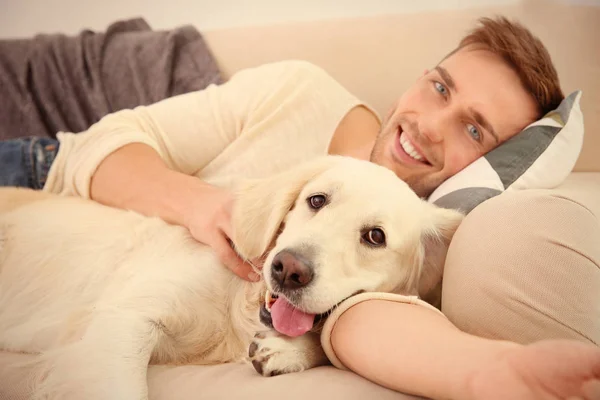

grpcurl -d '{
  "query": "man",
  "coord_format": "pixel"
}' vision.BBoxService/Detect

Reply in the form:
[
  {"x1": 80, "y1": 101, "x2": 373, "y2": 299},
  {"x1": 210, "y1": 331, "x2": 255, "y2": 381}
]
[{"x1": 1, "y1": 16, "x2": 598, "y2": 399}]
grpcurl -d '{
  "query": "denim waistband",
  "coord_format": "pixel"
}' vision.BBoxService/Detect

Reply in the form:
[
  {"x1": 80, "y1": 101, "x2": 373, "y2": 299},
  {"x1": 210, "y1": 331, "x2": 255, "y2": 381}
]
[{"x1": 0, "y1": 137, "x2": 60, "y2": 189}]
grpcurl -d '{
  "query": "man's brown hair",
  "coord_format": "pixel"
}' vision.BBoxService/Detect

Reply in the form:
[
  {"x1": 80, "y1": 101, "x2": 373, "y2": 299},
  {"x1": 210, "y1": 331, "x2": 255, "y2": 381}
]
[{"x1": 445, "y1": 16, "x2": 564, "y2": 117}]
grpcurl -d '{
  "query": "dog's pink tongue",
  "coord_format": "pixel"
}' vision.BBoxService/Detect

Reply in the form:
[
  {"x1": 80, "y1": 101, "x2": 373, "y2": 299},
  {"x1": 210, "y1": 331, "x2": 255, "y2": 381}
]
[{"x1": 271, "y1": 297, "x2": 315, "y2": 337}]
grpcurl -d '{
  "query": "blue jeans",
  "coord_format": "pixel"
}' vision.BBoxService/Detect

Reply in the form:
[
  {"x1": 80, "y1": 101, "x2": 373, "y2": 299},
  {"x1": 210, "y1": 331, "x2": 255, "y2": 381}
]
[{"x1": 0, "y1": 137, "x2": 60, "y2": 189}]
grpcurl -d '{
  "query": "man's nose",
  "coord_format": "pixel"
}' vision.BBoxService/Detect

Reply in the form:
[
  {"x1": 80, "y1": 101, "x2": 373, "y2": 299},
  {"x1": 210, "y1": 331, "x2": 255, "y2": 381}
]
[{"x1": 419, "y1": 108, "x2": 453, "y2": 144}]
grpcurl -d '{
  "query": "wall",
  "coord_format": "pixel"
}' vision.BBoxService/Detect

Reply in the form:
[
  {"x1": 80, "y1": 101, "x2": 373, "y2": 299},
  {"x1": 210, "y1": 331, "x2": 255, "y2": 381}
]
[{"x1": 0, "y1": 0, "x2": 525, "y2": 38}]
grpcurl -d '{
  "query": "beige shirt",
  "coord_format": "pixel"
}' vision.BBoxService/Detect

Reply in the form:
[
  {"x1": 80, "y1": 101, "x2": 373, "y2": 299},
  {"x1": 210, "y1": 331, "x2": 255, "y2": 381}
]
[{"x1": 44, "y1": 60, "x2": 370, "y2": 196}]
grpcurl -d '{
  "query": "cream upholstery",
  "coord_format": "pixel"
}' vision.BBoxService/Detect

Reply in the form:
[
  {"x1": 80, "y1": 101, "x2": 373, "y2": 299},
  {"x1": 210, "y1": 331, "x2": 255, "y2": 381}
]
[
  {"x1": 0, "y1": 352, "x2": 420, "y2": 400},
  {"x1": 442, "y1": 173, "x2": 600, "y2": 345}
]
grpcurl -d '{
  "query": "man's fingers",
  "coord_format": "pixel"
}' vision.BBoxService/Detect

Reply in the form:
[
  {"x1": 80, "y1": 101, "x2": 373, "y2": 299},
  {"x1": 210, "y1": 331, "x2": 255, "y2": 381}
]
[
  {"x1": 219, "y1": 217, "x2": 233, "y2": 239},
  {"x1": 213, "y1": 233, "x2": 260, "y2": 282},
  {"x1": 217, "y1": 219, "x2": 262, "y2": 277},
  {"x1": 217, "y1": 218, "x2": 243, "y2": 257},
  {"x1": 249, "y1": 256, "x2": 265, "y2": 270}
]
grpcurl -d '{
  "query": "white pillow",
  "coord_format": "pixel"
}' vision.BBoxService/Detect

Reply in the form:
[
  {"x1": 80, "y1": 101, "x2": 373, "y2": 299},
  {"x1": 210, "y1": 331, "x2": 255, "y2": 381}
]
[{"x1": 428, "y1": 91, "x2": 584, "y2": 214}]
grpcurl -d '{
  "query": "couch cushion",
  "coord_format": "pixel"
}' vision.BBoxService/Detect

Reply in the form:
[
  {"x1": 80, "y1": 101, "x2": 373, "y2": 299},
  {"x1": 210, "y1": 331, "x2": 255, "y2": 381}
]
[
  {"x1": 148, "y1": 362, "x2": 423, "y2": 400},
  {"x1": 549, "y1": 172, "x2": 600, "y2": 218},
  {"x1": 0, "y1": 351, "x2": 422, "y2": 400},
  {"x1": 441, "y1": 172, "x2": 600, "y2": 345}
]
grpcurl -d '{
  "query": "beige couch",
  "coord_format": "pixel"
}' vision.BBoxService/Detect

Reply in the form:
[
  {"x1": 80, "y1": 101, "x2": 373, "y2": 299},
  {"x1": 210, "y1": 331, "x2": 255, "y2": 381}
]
[{"x1": 1, "y1": 1, "x2": 598, "y2": 399}]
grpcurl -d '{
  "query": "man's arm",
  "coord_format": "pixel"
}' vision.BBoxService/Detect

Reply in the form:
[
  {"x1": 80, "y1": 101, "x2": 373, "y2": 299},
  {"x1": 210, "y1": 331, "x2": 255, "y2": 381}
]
[
  {"x1": 50, "y1": 62, "x2": 315, "y2": 198},
  {"x1": 49, "y1": 61, "x2": 352, "y2": 279},
  {"x1": 90, "y1": 143, "x2": 258, "y2": 281},
  {"x1": 49, "y1": 63, "x2": 308, "y2": 279},
  {"x1": 91, "y1": 143, "x2": 209, "y2": 229},
  {"x1": 329, "y1": 300, "x2": 600, "y2": 400},
  {"x1": 329, "y1": 300, "x2": 496, "y2": 399}
]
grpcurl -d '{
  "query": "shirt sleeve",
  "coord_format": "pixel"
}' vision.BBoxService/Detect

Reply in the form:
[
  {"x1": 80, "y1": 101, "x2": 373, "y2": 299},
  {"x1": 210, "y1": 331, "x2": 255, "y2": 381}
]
[
  {"x1": 319, "y1": 292, "x2": 447, "y2": 370},
  {"x1": 45, "y1": 61, "x2": 336, "y2": 197}
]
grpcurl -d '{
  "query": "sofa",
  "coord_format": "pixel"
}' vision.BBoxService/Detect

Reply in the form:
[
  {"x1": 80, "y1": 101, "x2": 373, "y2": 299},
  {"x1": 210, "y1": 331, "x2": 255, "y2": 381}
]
[{"x1": 1, "y1": 0, "x2": 598, "y2": 399}]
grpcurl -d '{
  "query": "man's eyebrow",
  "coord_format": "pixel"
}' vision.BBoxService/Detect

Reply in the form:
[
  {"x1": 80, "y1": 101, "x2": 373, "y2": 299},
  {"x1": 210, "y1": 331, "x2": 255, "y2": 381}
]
[
  {"x1": 470, "y1": 108, "x2": 499, "y2": 144},
  {"x1": 435, "y1": 66, "x2": 456, "y2": 92},
  {"x1": 436, "y1": 65, "x2": 499, "y2": 144}
]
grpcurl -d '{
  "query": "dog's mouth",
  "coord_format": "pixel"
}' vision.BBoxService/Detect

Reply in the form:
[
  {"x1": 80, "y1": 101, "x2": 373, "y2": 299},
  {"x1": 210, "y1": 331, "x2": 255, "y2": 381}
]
[{"x1": 259, "y1": 290, "x2": 364, "y2": 337}]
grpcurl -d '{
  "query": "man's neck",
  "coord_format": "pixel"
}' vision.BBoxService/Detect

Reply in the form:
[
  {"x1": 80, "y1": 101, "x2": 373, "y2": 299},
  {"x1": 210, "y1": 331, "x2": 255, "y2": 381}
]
[{"x1": 327, "y1": 105, "x2": 381, "y2": 161}]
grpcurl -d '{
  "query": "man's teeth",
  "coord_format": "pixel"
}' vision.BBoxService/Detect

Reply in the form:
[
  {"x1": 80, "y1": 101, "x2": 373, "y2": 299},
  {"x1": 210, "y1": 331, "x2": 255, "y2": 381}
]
[{"x1": 400, "y1": 134, "x2": 425, "y2": 162}]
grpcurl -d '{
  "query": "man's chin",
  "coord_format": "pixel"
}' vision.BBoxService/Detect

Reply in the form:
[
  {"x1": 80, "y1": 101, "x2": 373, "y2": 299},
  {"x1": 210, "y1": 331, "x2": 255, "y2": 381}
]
[
  {"x1": 369, "y1": 138, "x2": 444, "y2": 197},
  {"x1": 396, "y1": 171, "x2": 444, "y2": 199}
]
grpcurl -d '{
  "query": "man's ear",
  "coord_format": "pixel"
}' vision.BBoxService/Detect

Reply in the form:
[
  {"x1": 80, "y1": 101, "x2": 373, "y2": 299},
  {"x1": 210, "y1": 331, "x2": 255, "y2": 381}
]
[
  {"x1": 231, "y1": 156, "x2": 339, "y2": 261},
  {"x1": 417, "y1": 204, "x2": 464, "y2": 307}
]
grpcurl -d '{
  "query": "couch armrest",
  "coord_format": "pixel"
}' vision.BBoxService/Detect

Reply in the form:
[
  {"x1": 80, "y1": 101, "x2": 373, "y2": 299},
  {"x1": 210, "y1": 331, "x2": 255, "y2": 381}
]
[{"x1": 440, "y1": 173, "x2": 600, "y2": 345}]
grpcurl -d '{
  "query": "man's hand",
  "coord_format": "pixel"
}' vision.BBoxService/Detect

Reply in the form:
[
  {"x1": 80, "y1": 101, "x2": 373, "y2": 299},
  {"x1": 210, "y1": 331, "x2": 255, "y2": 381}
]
[
  {"x1": 90, "y1": 143, "x2": 262, "y2": 282},
  {"x1": 185, "y1": 184, "x2": 262, "y2": 282}
]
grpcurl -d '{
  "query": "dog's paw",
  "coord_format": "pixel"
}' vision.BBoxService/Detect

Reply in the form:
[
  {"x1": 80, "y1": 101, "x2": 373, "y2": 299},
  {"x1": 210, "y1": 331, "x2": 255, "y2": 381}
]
[{"x1": 248, "y1": 330, "x2": 327, "y2": 377}]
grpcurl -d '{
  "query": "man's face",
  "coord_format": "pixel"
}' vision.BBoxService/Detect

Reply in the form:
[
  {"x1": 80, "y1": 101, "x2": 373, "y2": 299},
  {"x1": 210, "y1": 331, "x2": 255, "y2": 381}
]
[{"x1": 370, "y1": 47, "x2": 539, "y2": 198}]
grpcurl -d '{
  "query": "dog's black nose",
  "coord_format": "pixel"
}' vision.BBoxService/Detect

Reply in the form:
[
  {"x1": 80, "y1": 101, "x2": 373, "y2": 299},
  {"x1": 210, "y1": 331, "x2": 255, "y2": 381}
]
[{"x1": 271, "y1": 250, "x2": 314, "y2": 290}]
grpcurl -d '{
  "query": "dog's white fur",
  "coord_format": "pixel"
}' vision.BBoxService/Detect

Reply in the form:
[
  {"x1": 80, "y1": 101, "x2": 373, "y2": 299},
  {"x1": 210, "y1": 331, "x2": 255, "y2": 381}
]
[{"x1": 0, "y1": 156, "x2": 463, "y2": 399}]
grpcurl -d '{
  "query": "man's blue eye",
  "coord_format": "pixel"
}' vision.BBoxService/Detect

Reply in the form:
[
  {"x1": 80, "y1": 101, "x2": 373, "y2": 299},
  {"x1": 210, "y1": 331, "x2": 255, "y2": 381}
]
[
  {"x1": 434, "y1": 82, "x2": 447, "y2": 95},
  {"x1": 467, "y1": 124, "x2": 481, "y2": 141}
]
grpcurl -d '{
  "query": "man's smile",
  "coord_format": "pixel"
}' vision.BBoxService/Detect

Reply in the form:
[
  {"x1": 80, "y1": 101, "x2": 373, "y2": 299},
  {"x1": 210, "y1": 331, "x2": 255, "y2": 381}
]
[{"x1": 392, "y1": 126, "x2": 432, "y2": 167}]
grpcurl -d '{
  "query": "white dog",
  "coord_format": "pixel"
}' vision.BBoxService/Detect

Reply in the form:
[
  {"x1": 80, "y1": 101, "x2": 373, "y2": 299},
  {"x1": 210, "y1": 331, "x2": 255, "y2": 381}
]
[{"x1": 0, "y1": 156, "x2": 462, "y2": 399}]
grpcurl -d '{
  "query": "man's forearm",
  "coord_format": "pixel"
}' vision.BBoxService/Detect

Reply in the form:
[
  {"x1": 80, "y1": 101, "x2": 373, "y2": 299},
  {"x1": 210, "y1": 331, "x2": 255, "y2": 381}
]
[
  {"x1": 89, "y1": 143, "x2": 207, "y2": 228},
  {"x1": 330, "y1": 300, "x2": 517, "y2": 400}
]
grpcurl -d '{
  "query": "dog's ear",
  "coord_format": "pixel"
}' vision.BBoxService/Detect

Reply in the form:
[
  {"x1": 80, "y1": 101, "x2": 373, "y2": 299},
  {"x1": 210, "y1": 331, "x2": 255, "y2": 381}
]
[
  {"x1": 416, "y1": 205, "x2": 465, "y2": 306},
  {"x1": 231, "y1": 157, "x2": 339, "y2": 261}
]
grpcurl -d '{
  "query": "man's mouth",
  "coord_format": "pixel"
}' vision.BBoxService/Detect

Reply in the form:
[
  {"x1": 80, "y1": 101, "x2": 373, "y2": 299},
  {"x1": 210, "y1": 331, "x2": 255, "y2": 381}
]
[
  {"x1": 260, "y1": 290, "x2": 363, "y2": 337},
  {"x1": 394, "y1": 127, "x2": 431, "y2": 166}
]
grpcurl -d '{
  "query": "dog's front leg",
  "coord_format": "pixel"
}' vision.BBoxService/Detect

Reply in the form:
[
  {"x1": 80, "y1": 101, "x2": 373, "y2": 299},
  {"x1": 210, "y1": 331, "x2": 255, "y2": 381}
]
[
  {"x1": 248, "y1": 330, "x2": 329, "y2": 376},
  {"x1": 35, "y1": 311, "x2": 159, "y2": 400}
]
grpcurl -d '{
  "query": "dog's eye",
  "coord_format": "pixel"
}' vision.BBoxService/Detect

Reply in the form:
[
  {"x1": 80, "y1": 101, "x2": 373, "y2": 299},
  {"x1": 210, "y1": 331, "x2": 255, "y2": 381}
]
[
  {"x1": 362, "y1": 228, "x2": 386, "y2": 247},
  {"x1": 307, "y1": 194, "x2": 327, "y2": 210}
]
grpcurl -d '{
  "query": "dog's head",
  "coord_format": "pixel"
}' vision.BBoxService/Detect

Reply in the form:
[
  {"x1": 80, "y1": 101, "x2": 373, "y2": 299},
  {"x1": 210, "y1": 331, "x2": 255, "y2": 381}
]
[{"x1": 232, "y1": 156, "x2": 463, "y2": 337}]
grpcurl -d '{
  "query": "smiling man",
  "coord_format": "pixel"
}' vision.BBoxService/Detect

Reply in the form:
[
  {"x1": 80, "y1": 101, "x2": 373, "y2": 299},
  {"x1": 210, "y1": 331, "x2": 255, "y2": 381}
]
[
  {"x1": 1, "y1": 16, "x2": 598, "y2": 399},
  {"x1": 367, "y1": 21, "x2": 561, "y2": 198}
]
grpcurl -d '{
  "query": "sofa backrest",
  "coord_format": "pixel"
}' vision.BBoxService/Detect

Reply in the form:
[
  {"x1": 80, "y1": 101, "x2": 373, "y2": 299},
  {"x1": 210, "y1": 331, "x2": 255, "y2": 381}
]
[{"x1": 204, "y1": 0, "x2": 600, "y2": 172}]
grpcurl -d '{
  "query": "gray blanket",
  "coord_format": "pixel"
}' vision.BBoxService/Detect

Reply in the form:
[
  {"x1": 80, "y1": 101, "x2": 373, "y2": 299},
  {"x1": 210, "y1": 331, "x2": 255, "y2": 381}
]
[{"x1": 0, "y1": 18, "x2": 222, "y2": 140}]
